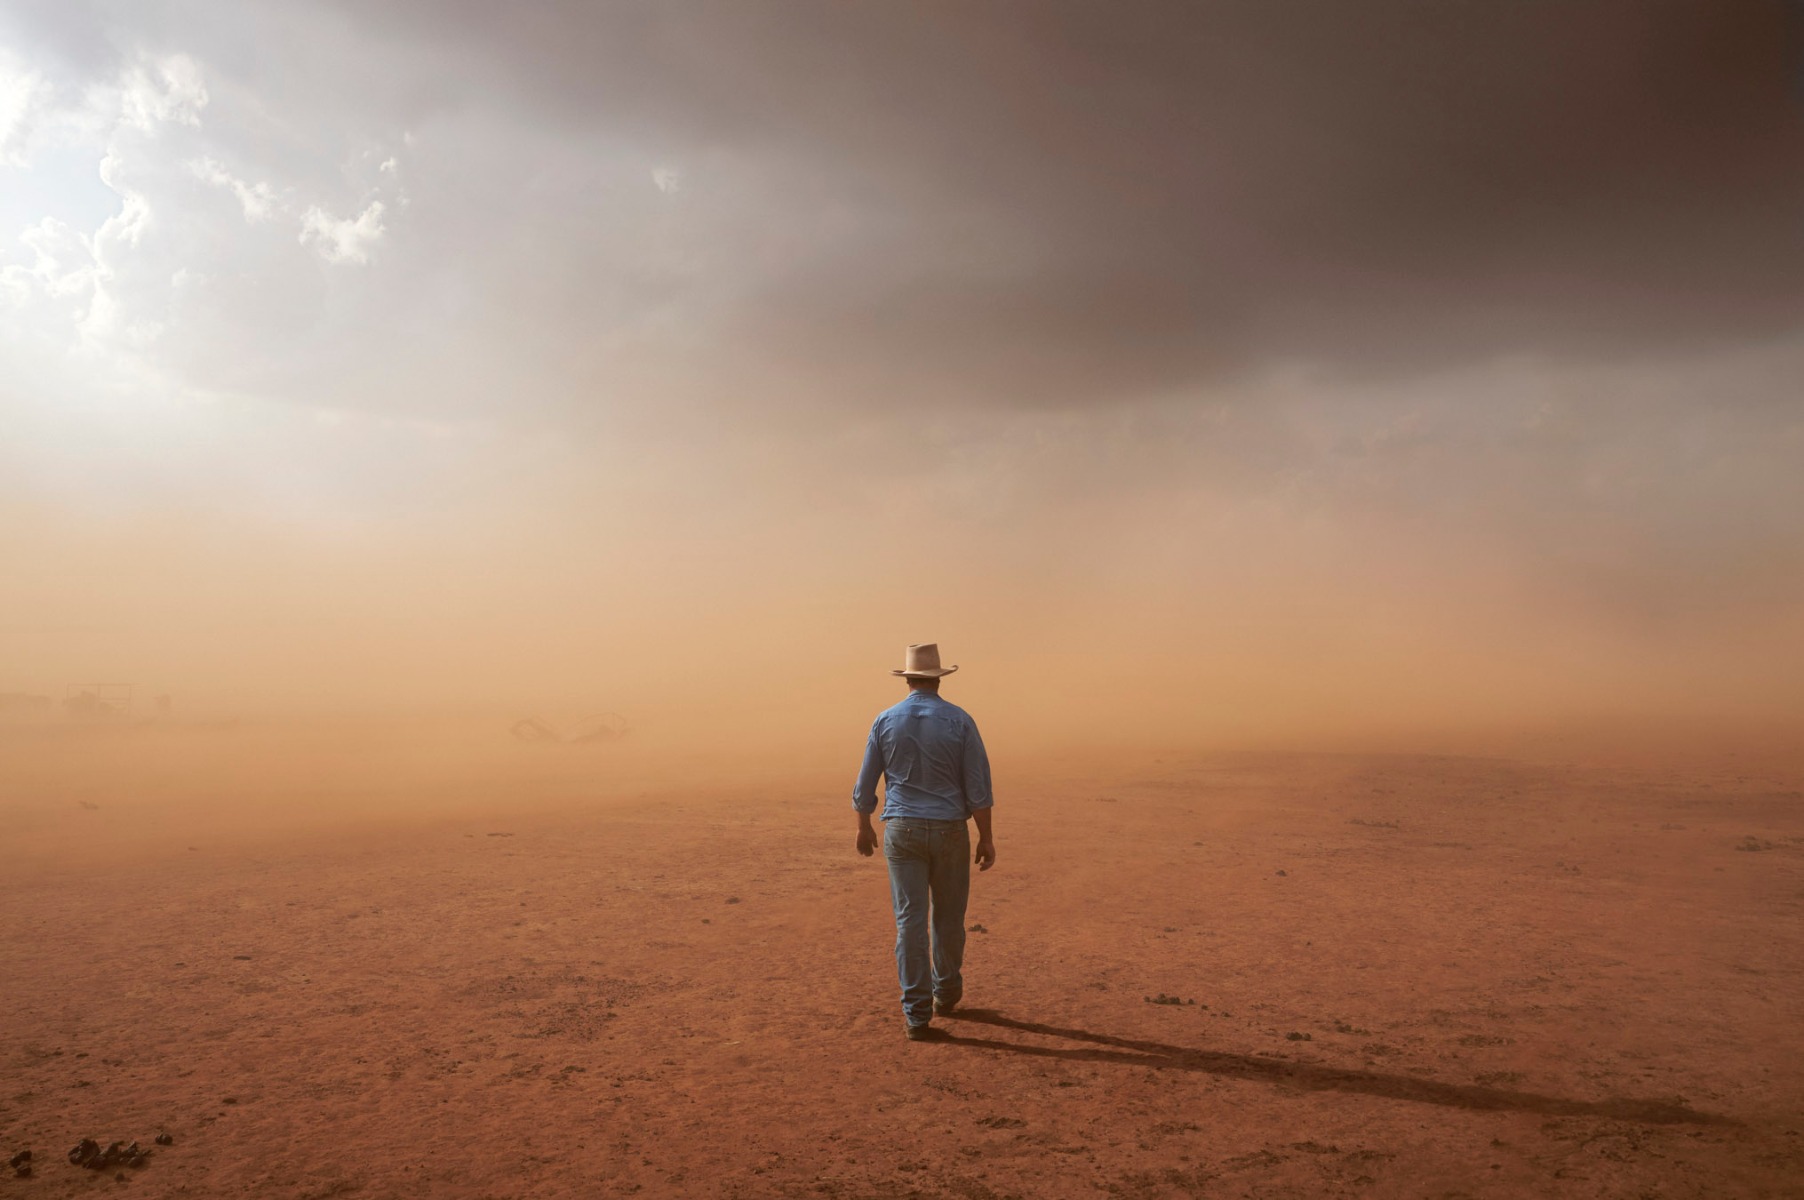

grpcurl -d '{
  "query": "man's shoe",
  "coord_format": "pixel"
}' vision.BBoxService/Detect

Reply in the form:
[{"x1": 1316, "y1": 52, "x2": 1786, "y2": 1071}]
[
  {"x1": 933, "y1": 996, "x2": 959, "y2": 1016},
  {"x1": 905, "y1": 1023, "x2": 935, "y2": 1041}
]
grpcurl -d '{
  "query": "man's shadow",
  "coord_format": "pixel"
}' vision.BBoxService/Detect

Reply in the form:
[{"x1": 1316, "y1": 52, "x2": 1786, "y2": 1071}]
[{"x1": 931, "y1": 1009, "x2": 1729, "y2": 1127}]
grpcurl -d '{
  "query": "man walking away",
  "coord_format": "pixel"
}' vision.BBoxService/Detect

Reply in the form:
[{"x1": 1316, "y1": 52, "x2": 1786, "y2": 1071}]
[{"x1": 853, "y1": 643, "x2": 996, "y2": 1040}]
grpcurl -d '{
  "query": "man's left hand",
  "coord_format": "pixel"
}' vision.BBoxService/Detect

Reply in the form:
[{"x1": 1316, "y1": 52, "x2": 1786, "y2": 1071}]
[{"x1": 975, "y1": 839, "x2": 996, "y2": 871}]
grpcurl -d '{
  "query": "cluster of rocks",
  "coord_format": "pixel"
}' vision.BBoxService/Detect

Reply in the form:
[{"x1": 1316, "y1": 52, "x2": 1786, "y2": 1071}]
[
  {"x1": 8, "y1": 1134, "x2": 174, "y2": 1179},
  {"x1": 68, "y1": 1134, "x2": 173, "y2": 1173}
]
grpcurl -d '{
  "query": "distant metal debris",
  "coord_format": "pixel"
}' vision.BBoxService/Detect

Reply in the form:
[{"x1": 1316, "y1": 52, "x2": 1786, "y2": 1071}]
[{"x1": 510, "y1": 713, "x2": 629, "y2": 745}]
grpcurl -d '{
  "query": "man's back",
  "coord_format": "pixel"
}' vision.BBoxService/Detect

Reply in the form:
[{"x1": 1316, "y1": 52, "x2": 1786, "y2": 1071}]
[
  {"x1": 853, "y1": 691, "x2": 992, "y2": 822},
  {"x1": 851, "y1": 645, "x2": 996, "y2": 1037}
]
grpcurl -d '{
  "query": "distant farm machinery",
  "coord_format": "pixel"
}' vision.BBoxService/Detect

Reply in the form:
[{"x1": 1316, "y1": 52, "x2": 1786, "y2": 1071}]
[{"x1": 509, "y1": 712, "x2": 629, "y2": 745}]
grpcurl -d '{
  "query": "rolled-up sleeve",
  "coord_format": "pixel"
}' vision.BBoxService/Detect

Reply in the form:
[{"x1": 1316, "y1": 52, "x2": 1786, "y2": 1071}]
[
  {"x1": 961, "y1": 717, "x2": 993, "y2": 811},
  {"x1": 851, "y1": 719, "x2": 884, "y2": 813}
]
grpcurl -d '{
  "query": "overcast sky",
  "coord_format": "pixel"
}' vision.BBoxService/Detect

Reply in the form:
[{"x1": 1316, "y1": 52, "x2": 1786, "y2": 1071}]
[{"x1": 3, "y1": 1, "x2": 1801, "y2": 742}]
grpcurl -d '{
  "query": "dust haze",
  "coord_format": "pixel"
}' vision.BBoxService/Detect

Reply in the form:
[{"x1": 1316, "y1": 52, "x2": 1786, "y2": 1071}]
[{"x1": 4, "y1": 3, "x2": 1804, "y2": 1196}]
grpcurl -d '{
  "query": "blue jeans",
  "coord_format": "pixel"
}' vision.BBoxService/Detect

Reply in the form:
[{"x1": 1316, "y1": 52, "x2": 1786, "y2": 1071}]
[{"x1": 883, "y1": 817, "x2": 970, "y2": 1026}]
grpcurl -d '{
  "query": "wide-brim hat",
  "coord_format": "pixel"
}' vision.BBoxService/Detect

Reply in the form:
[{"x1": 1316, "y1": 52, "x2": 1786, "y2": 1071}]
[{"x1": 892, "y1": 643, "x2": 958, "y2": 678}]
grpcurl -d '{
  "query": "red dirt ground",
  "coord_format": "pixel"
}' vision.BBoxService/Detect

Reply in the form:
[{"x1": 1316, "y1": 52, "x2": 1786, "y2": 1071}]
[{"x1": 4, "y1": 732, "x2": 1803, "y2": 1198}]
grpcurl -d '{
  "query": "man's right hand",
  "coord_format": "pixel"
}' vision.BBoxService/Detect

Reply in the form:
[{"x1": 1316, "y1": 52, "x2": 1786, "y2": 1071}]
[{"x1": 856, "y1": 825, "x2": 879, "y2": 857}]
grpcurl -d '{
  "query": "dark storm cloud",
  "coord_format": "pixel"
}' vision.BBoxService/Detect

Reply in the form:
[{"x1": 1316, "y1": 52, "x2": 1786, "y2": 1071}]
[
  {"x1": 328, "y1": 0, "x2": 1804, "y2": 406},
  {"x1": 6, "y1": 0, "x2": 1799, "y2": 413}
]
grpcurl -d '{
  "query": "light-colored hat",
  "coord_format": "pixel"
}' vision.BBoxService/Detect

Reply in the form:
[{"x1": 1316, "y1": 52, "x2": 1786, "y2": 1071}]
[{"x1": 892, "y1": 643, "x2": 958, "y2": 678}]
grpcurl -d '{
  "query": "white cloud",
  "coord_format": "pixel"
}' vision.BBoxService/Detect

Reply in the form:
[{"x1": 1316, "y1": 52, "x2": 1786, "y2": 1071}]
[
  {"x1": 1, "y1": 139, "x2": 184, "y2": 369},
  {"x1": 80, "y1": 152, "x2": 155, "y2": 341},
  {"x1": 0, "y1": 54, "x2": 214, "y2": 381},
  {"x1": 0, "y1": 54, "x2": 49, "y2": 166},
  {"x1": 1, "y1": 216, "x2": 92, "y2": 305},
  {"x1": 652, "y1": 166, "x2": 682, "y2": 195},
  {"x1": 190, "y1": 156, "x2": 279, "y2": 221},
  {"x1": 0, "y1": 210, "x2": 118, "y2": 356},
  {"x1": 116, "y1": 54, "x2": 209, "y2": 132},
  {"x1": 4, "y1": 34, "x2": 409, "y2": 393},
  {"x1": 299, "y1": 200, "x2": 386, "y2": 264},
  {"x1": 95, "y1": 152, "x2": 151, "y2": 248}
]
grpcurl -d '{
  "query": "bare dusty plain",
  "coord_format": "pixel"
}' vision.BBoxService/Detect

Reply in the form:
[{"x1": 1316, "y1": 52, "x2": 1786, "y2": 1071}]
[{"x1": 4, "y1": 723, "x2": 1803, "y2": 1199}]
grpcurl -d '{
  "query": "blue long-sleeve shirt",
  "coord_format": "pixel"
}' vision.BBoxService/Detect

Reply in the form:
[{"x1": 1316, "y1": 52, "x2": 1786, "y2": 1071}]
[{"x1": 852, "y1": 691, "x2": 993, "y2": 820}]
